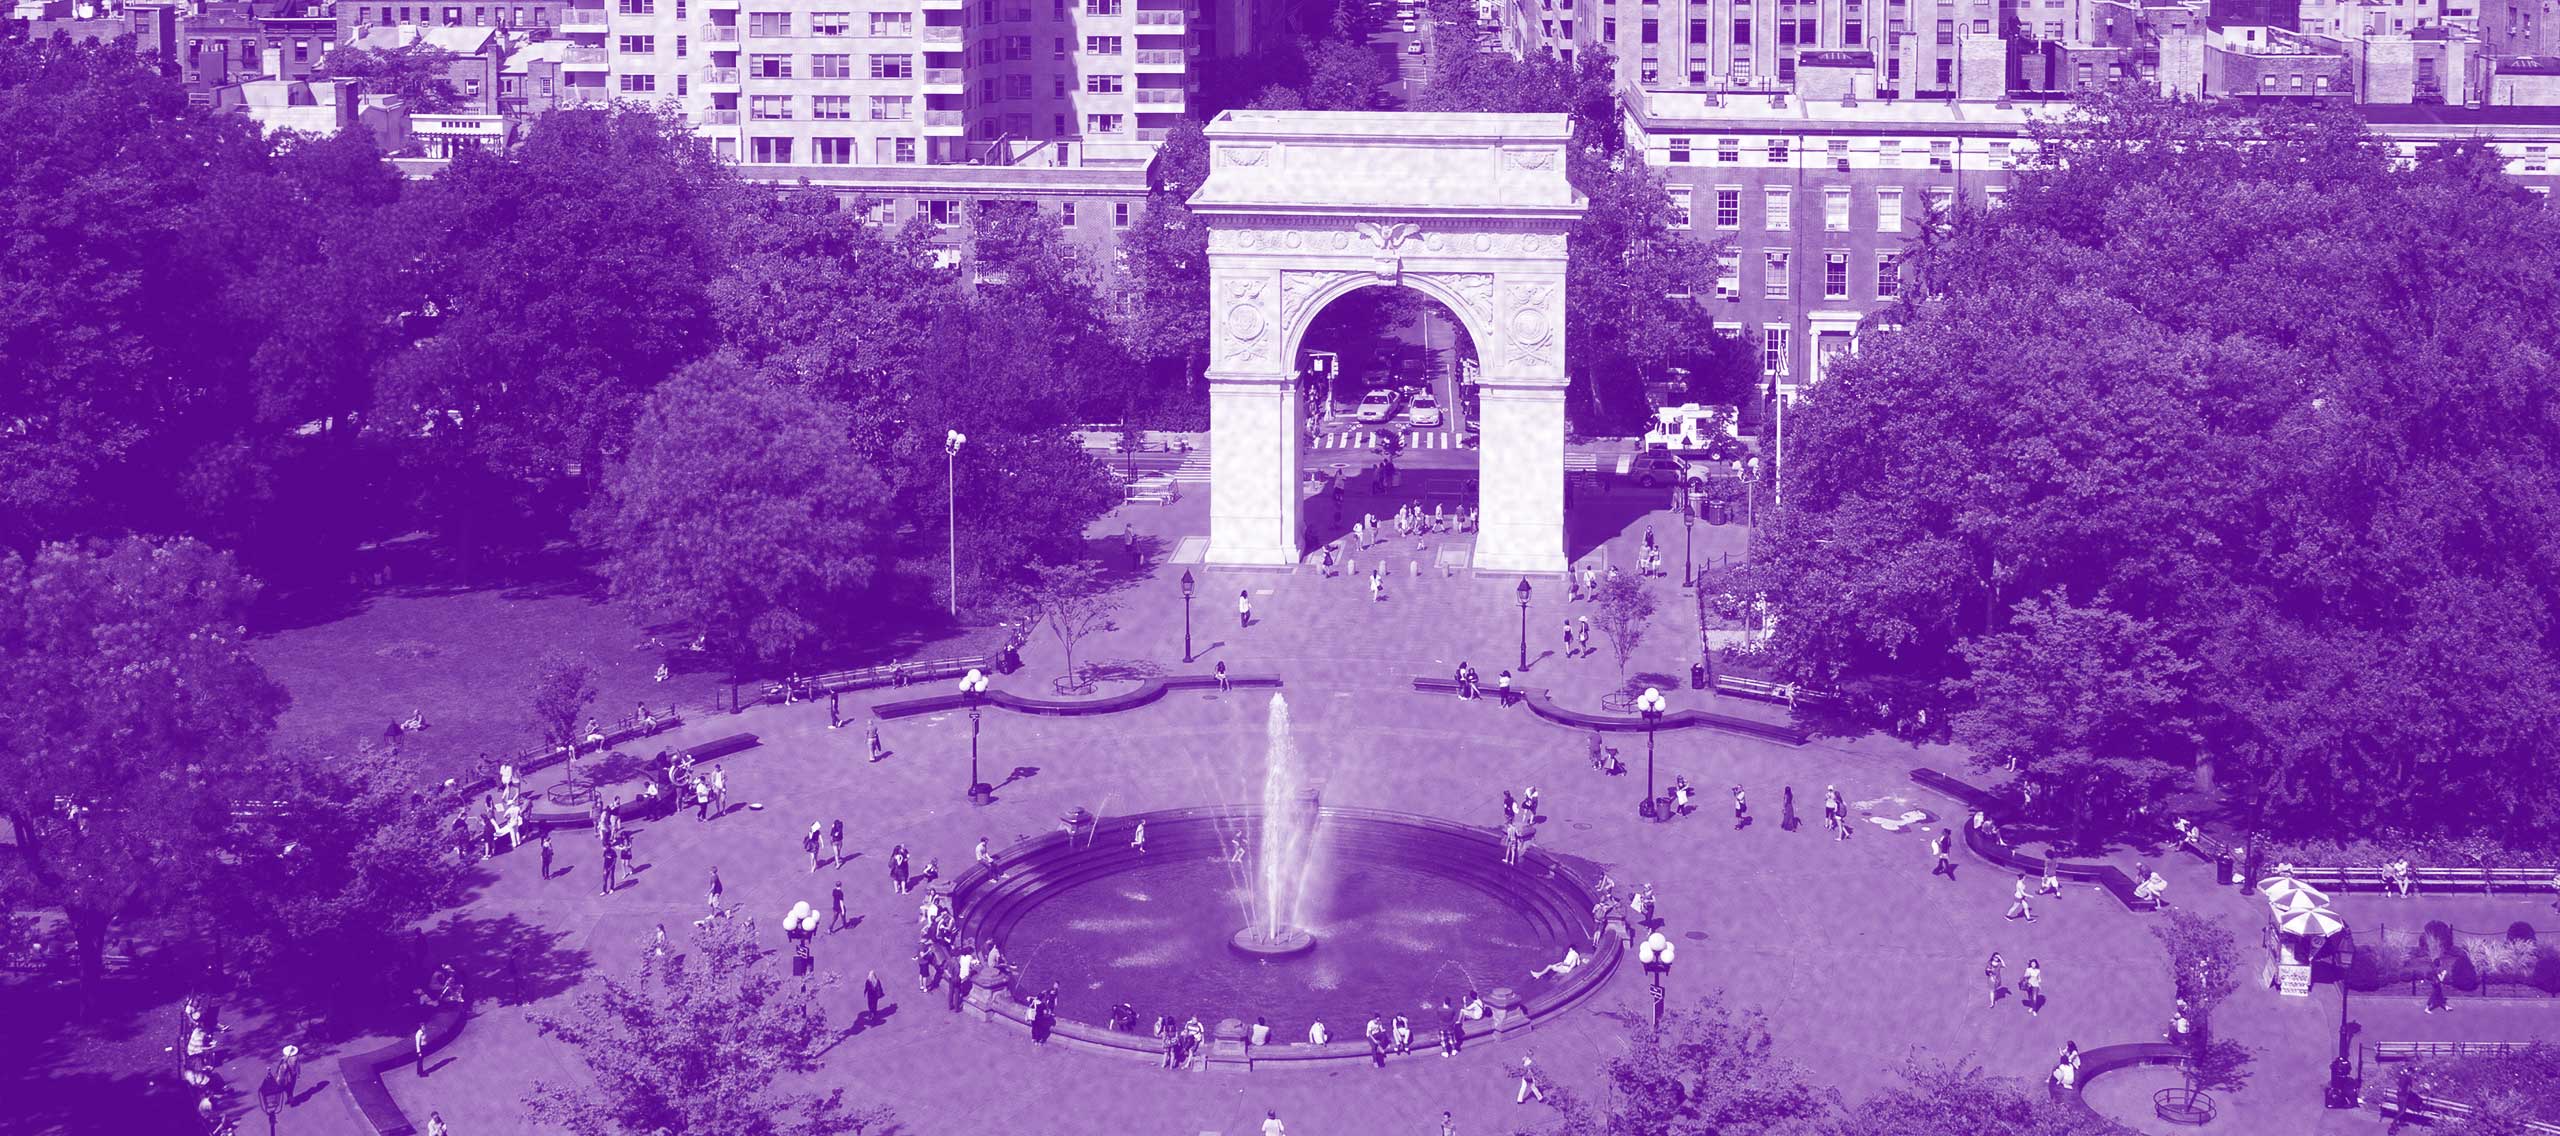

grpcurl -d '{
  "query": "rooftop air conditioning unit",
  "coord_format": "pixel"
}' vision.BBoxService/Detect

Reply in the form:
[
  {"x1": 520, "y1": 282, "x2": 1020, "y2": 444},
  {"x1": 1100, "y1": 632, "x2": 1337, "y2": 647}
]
[
  {"x1": 1934, "y1": 157, "x2": 1951, "y2": 170},
  {"x1": 1835, "y1": 157, "x2": 1851, "y2": 170}
]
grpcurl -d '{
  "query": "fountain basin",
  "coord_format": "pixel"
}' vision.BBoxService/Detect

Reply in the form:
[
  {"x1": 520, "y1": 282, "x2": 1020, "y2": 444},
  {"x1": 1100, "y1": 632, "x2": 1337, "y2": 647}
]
[
  {"x1": 1228, "y1": 926, "x2": 1318, "y2": 958},
  {"x1": 947, "y1": 806, "x2": 1615, "y2": 1064}
]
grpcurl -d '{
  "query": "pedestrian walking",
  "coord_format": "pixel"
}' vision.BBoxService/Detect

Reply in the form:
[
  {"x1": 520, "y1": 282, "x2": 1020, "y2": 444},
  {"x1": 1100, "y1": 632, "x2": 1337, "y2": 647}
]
[
  {"x1": 2039, "y1": 860, "x2": 2063, "y2": 899},
  {"x1": 1576, "y1": 616, "x2": 1592, "y2": 657},
  {"x1": 1561, "y1": 617, "x2": 1575, "y2": 657},
  {"x1": 1131, "y1": 819, "x2": 1148, "y2": 854},
  {"x1": 1216, "y1": 660, "x2": 1232, "y2": 692},
  {"x1": 1579, "y1": 565, "x2": 1595, "y2": 599},
  {"x1": 2023, "y1": 958, "x2": 2044, "y2": 1015},
  {"x1": 830, "y1": 878, "x2": 848, "y2": 932},
  {"x1": 1985, "y1": 952, "x2": 2007, "y2": 1006},
  {"x1": 425, "y1": 1112, "x2": 448, "y2": 1136},
  {"x1": 1369, "y1": 570, "x2": 1383, "y2": 604},
  {"x1": 414, "y1": 1024, "x2": 430, "y2": 1077},
  {"x1": 538, "y1": 829, "x2": 554, "y2": 881},
  {"x1": 1238, "y1": 589, "x2": 1253, "y2": 629},
  {"x1": 2426, "y1": 966, "x2": 2452, "y2": 1014},
  {"x1": 830, "y1": 819, "x2": 846, "y2": 866},
  {"x1": 2007, "y1": 875, "x2": 2038, "y2": 922},
  {"x1": 1515, "y1": 1051, "x2": 1547, "y2": 1104},
  {"x1": 1732, "y1": 786, "x2": 1750, "y2": 830},
  {"x1": 828, "y1": 690, "x2": 843, "y2": 729},
  {"x1": 806, "y1": 823, "x2": 824, "y2": 872},
  {"x1": 1261, "y1": 1110, "x2": 1287, "y2": 1136},
  {"x1": 890, "y1": 845, "x2": 911, "y2": 894},
  {"x1": 863, "y1": 969, "x2": 886, "y2": 1025},
  {"x1": 1932, "y1": 830, "x2": 1955, "y2": 878},
  {"x1": 710, "y1": 765, "x2": 728, "y2": 818},
  {"x1": 868, "y1": 720, "x2": 886, "y2": 762}
]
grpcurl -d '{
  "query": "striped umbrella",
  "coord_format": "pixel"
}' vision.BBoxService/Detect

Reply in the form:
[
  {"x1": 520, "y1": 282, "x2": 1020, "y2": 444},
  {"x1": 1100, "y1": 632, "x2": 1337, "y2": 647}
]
[
  {"x1": 2259, "y1": 876, "x2": 2331, "y2": 910},
  {"x1": 2277, "y1": 906, "x2": 2346, "y2": 938},
  {"x1": 2268, "y1": 889, "x2": 2329, "y2": 916}
]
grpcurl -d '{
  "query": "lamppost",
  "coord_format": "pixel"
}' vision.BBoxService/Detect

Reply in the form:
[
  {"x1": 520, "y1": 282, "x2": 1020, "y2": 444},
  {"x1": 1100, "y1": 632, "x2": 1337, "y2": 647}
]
[
  {"x1": 1179, "y1": 569, "x2": 1196, "y2": 664},
  {"x1": 1636, "y1": 686, "x2": 1667, "y2": 819},
  {"x1": 945, "y1": 430, "x2": 967, "y2": 616},
  {"x1": 258, "y1": 1068, "x2": 284, "y2": 1135},
  {"x1": 1682, "y1": 491, "x2": 1697, "y2": 588},
  {"x1": 784, "y1": 901, "x2": 819, "y2": 975},
  {"x1": 959, "y1": 668, "x2": 991, "y2": 805},
  {"x1": 1515, "y1": 578, "x2": 1532, "y2": 671},
  {"x1": 1638, "y1": 930, "x2": 1678, "y2": 1029}
]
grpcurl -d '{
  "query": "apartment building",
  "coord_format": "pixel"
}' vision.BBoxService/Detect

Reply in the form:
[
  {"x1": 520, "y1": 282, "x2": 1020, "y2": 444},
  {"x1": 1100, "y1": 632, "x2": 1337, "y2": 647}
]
[
  {"x1": 556, "y1": 0, "x2": 1199, "y2": 165},
  {"x1": 1508, "y1": 0, "x2": 2012, "y2": 99},
  {"x1": 1622, "y1": 92, "x2": 2560, "y2": 391}
]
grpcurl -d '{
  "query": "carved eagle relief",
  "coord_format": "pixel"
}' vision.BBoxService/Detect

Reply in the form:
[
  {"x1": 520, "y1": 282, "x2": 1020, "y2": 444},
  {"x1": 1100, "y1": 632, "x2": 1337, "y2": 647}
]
[{"x1": 1355, "y1": 222, "x2": 1422, "y2": 253}]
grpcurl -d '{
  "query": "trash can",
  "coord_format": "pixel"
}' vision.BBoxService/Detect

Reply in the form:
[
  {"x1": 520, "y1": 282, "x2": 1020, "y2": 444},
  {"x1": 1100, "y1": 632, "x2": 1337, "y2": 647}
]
[
  {"x1": 1707, "y1": 500, "x2": 1732, "y2": 525},
  {"x1": 1690, "y1": 661, "x2": 1708, "y2": 690},
  {"x1": 2214, "y1": 850, "x2": 2236, "y2": 885}
]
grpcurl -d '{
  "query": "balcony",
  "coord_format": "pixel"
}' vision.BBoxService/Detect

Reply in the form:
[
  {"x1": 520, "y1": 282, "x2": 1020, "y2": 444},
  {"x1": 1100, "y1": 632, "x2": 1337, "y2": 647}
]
[
  {"x1": 558, "y1": 6, "x2": 607, "y2": 29},
  {"x1": 702, "y1": 66, "x2": 740, "y2": 89},
  {"x1": 922, "y1": 24, "x2": 962, "y2": 43},
  {"x1": 703, "y1": 24, "x2": 738, "y2": 42},
  {"x1": 922, "y1": 108, "x2": 966, "y2": 135},
  {"x1": 922, "y1": 66, "x2": 964, "y2": 92},
  {"x1": 1134, "y1": 87, "x2": 1185, "y2": 108},
  {"x1": 922, "y1": 0, "x2": 964, "y2": 8},
  {"x1": 703, "y1": 108, "x2": 741, "y2": 124},
  {"x1": 1133, "y1": 7, "x2": 1185, "y2": 28},
  {"x1": 1133, "y1": 47, "x2": 1185, "y2": 70},
  {"x1": 565, "y1": 44, "x2": 608, "y2": 70},
  {"x1": 705, "y1": 0, "x2": 738, "y2": 8}
]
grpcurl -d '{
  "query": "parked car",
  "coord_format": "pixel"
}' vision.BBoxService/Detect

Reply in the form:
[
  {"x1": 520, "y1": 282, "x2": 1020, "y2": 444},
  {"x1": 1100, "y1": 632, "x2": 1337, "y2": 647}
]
[
  {"x1": 1628, "y1": 451, "x2": 1706, "y2": 490},
  {"x1": 1407, "y1": 38, "x2": 1425, "y2": 53},
  {"x1": 1402, "y1": 19, "x2": 1418, "y2": 31},
  {"x1": 1356, "y1": 389, "x2": 1401, "y2": 423},
  {"x1": 1407, "y1": 392, "x2": 1443, "y2": 427}
]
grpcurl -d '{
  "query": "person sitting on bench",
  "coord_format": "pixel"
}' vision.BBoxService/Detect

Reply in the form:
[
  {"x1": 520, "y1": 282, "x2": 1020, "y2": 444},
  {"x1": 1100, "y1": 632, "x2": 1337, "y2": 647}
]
[{"x1": 2133, "y1": 867, "x2": 2170, "y2": 903}]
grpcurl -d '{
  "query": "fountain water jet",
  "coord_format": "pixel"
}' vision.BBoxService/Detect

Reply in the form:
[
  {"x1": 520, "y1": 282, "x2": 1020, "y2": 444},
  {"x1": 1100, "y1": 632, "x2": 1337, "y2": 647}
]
[{"x1": 1231, "y1": 692, "x2": 1321, "y2": 957}]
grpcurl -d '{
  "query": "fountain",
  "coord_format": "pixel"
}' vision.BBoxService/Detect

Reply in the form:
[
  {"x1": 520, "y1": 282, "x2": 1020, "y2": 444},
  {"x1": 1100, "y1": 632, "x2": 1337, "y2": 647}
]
[{"x1": 1231, "y1": 693, "x2": 1320, "y2": 957}]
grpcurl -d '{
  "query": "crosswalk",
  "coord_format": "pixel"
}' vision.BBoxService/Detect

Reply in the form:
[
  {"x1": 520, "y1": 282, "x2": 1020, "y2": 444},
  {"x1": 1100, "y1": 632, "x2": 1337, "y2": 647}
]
[
  {"x1": 1566, "y1": 453, "x2": 1601, "y2": 471},
  {"x1": 1309, "y1": 429, "x2": 1464, "y2": 450},
  {"x1": 1168, "y1": 454, "x2": 1212, "y2": 483}
]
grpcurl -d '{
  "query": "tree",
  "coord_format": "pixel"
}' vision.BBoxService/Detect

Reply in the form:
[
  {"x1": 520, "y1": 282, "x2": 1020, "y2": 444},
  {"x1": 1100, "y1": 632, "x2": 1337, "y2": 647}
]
[
  {"x1": 1303, "y1": 10, "x2": 1389, "y2": 111},
  {"x1": 530, "y1": 651, "x2": 600, "y2": 755},
  {"x1": 527, "y1": 916, "x2": 883, "y2": 1136},
  {"x1": 0, "y1": 537, "x2": 287, "y2": 990},
  {"x1": 1545, "y1": 994, "x2": 1835, "y2": 1135},
  {"x1": 1594, "y1": 575, "x2": 1659, "y2": 677},
  {"x1": 1122, "y1": 121, "x2": 1213, "y2": 422},
  {"x1": 311, "y1": 41, "x2": 462, "y2": 113},
  {"x1": 1750, "y1": 90, "x2": 2560, "y2": 842},
  {"x1": 1022, "y1": 561, "x2": 1122, "y2": 689},
  {"x1": 584, "y1": 356, "x2": 892, "y2": 665},
  {"x1": 1847, "y1": 1059, "x2": 2119, "y2": 1136}
]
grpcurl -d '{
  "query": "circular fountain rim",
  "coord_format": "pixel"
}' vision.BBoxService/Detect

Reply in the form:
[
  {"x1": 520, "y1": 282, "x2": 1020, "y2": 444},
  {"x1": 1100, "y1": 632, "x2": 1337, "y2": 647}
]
[{"x1": 1227, "y1": 925, "x2": 1318, "y2": 958}]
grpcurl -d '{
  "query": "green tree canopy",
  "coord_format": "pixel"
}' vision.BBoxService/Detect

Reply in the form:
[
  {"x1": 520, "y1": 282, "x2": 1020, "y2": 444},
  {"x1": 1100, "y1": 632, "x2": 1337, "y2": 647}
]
[
  {"x1": 1752, "y1": 91, "x2": 2560, "y2": 841},
  {"x1": 311, "y1": 41, "x2": 463, "y2": 113}
]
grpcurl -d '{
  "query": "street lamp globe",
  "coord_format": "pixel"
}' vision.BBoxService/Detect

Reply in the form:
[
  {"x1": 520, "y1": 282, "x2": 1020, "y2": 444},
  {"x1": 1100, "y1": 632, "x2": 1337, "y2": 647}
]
[
  {"x1": 1516, "y1": 577, "x2": 1532, "y2": 607},
  {"x1": 1638, "y1": 931, "x2": 1676, "y2": 971},
  {"x1": 1180, "y1": 568, "x2": 1196, "y2": 600},
  {"x1": 1636, "y1": 687, "x2": 1667, "y2": 717},
  {"x1": 959, "y1": 668, "x2": 989, "y2": 696},
  {"x1": 946, "y1": 429, "x2": 968, "y2": 456}
]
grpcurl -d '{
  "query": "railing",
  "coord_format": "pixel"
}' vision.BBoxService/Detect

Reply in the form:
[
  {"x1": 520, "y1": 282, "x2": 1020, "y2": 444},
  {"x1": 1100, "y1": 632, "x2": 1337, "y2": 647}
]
[
  {"x1": 565, "y1": 44, "x2": 608, "y2": 64},
  {"x1": 1134, "y1": 7, "x2": 1184, "y2": 24},
  {"x1": 923, "y1": 109, "x2": 964, "y2": 126},
  {"x1": 703, "y1": 108, "x2": 741, "y2": 124},
  {"x1": 923, "y1": 24, "x2": 962, "y2": 42},
  {"x1": 923, "y1": 66, "x2": 963, "y2": 84},
  {"x1": 703, "y1": 24, "x2": 739, "y2": 41},
  {"x1": 1134, "y1": 88, "x2": 1183, "y2": 104},
  {"x1": 558, "y1": 6, "x2": 607, "y2": 26},
  {"x1": 1134, "y1": 48, "x2": 1184, "y2": 65},
  {"x1": 702, "y1": 66, "x2": 740, "y2": 83},
  {"x1": 1135, "y1": 127, "x2": 1170, "y2": 142}
]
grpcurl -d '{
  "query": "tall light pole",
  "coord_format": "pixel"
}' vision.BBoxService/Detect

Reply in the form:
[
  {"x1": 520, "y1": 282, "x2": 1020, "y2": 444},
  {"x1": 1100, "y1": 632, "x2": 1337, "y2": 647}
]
[
  {"x1": 1179, "y1": 569, "x2": 1196, "y2": 664},
  {"x1": 945, "y1": 430, "x2": 967, "y2": 616},
  {"x1": 1515, "y1": 578, "x2": 1532, "y2": 670},
  {"x1": 959, "y1": 667, "x2": 990, "y2": 805},
  {"x1": 1636, "y1": 686, "x2": 1666, "y2": 819},
  {"x1": 1682, "y1": 491, "x2": 1697, "y2": 588},
  {"x1": 1639, "y1": 930, "x2": 1677, "y2": 1029}
]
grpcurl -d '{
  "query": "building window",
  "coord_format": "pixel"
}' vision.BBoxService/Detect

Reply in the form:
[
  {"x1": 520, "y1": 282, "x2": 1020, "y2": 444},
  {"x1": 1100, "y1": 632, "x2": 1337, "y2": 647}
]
[
  {"x1": 2528, "y1": 145, "x2": 2550, "y2": 174},
  {"x1": 1762, "y1": 324, "x2": 1789, "y2": 375},
  {"x1": 1668, "y1": 136, "x2": 1690, "y2": 163},
  {"x1": 1085, "y1": 34, "x2": 1121, "y2": 53},
  {"x1": 815, "y1": 137, "x2": 855, "y2": 164},
  {"x1": 618, "y1": 73, "x2": 656, "y2": 92},
  {"x1": 1005, "y1": 33, "x2": 1031, "y2": 58},
  {"x1": 1844, "y1": 17, "x2": 1860, "y2": 41},
  {"x1": 1714, "y1": 252, "x2": 1739, "y2": 298},
  {"x1": 1935, "y1": 16, "x2": 1953, "y2": 43},
  {"x1": 812, "y1": 10, "x2": 851, "y2": 34},
  {"x1": 1086, "y1": 73, "x2": 1122, "y2": 92},
  {"x1": 806, "y1": 52, "x2": 847, "y2": 77},
  {"x1": 1823, "y1": 186, "x2": 1850, "y2": 232},
  {"x1": 1113, "y1": 201, "x2": 1131, "y2": 227},
  {"x1": 1061, "y1": 201, "x2": 1077, "y2": 225},
  {"x1": 750, "y1": 95, "x2": 793, "y2": 119},
  {"x1": 1092, "y1": 0, "x2": 1120, "y2": 11},
  {"x1": 1641, "y1": 17, "x2": 1657, "y2": 40},
  {"x1": 1828, "y1": 138, "x2": 1849, "y2": 167},
  {"x1": 1667, "y1": 186, "x2": 1693, "y2": 228},
  {"x1": 1824, "y1": 252, "x2": 1849, "y2": 299},
  {"x1": 869, "y1": 10, "x2": 911, "y2": 33},
  {"x1": 1930, "y1": 139, "x2": 1953, "y2": 168},
  {"x1": 748, "y1": 10, "x2": 791, "y2": 35},
  {"x1": 870, "y1": 94, "x2": 911, "y2": 119},
  {"x1": 1928, "y1": 186, "x2": 1955, "y2": 227},
  {"x1": 1935, "y1": 58, "x2": 1952, "y2": 85},
  {"x1": 813, "y1": 94, "x2": 852, "y2": 118},
  {"x1": 1765, "y1": 186, "x2": 1791, "y2": 230},
  {"x1": 1087, "y1": 112, "x2": 1124, "y2": 132},
  {"x1": 751, "y1": 53, "x2": 792, "y2": 77},
  {"x1": 1876, "y1": 253, "x2": 1899, "y2": 297},
  {"x1": 1734, "y1": 17, "x2": 1750, "y2": 42},
  {"x1": 1055, "y1": 36, "x2": 1067, "y2": 60},
  {"x1": 1717, "y1": 136, "x2": 1740, "y2": 163},
  {"x1": 1763, "y1": 250, "x2": 1789, "y2": 299},
  {"x1": 1989, "y1": 140, "x2": 2011, "y2": 165},
  {"x1": 618, "y1": 0, "x2": 651, "y2": 13},
  {"x1": 1715, "y1": 187, "x2": 1740, "y2": 228},
  {"x1": 1876, "y1": 187, "x2": 1903, "y2": 231},
  {"x1": 1005, "y1": 73, "x2": 1031, "y2": 99},
  {"x1": 1767, "y1": 138, "x2": 1789, "y2": 163},
  {"x1": 1689, "y1": 17, "x2": 1706, "y2": 41},
  {"x1": 674, "y1": 35, "x2": 687, "y2": 56},
  {"x1": 1985, "y1": 186, "x2": 2007, "y2": 208},
  {"x1": 1878, "y1": 139, "x2": 1900, "y2": 166},
  {"x1": 750, "y1": 137, "x2": 793, "y2": 162},
  {"x1": 927, "y1": 199, "x2": 959, "y2": 227}
]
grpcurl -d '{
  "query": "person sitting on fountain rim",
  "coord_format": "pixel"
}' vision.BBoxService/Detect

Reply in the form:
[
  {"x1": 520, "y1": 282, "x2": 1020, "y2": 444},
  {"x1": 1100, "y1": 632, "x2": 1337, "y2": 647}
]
[
  {"x1": 1530, "y1": 945, "x2": 1584, "y2": 980},
  {"x1": 1307, "y1": 1019, "x2": 1330, "y2": 1045},
  {"x1": 1462, "y1": 991, "x2": 1487, "y2": 1020}
]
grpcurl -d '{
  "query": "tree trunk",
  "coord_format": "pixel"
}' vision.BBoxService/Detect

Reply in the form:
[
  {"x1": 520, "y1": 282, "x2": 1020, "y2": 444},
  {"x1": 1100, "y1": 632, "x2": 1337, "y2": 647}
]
[{"x1": 70, "y1": 907, "x2": 110, "y2": 1012}]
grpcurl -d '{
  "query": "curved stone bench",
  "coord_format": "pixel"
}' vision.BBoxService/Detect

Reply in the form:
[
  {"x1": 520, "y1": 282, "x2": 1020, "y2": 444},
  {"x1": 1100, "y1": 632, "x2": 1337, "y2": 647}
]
[
  {"x1": 505, "y1": 733, "x2": 763, "y2": 832},
  {"x1": 2058, "y1": 1041, "x2": 2191, "y2": 1122},
  {"x1": 873, "y1": 674, "x2": 1283, "y2": 721},
  {"x1": 943, "y1": 805, "x2": 1618, "y2": 1068},
  {"x1": 1906, "y1": 768, "x2": 2158, "y2": 912},
  {"x1": 339, "y1": 1005, "x2": 468, "y2": 1136},
  {"x1": 1408, "y1": 677, "x2": 1809, "y2": 746}
]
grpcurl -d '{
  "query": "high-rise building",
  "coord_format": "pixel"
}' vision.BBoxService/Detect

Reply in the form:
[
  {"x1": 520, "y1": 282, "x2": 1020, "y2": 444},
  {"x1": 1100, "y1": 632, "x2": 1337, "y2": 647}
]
[
  {"x1": 1511, "y1": 0, "x2": 2008, "y2": 100},
  {"x1": 555, "y1": 0, "x2": 1205, "y2": 165}
]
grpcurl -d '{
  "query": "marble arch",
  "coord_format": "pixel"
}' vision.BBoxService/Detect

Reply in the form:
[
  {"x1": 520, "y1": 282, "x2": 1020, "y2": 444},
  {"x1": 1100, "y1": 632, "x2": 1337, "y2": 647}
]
[{"x1": 1187, "y1": 111, "x2": 1586, "y2": 573}]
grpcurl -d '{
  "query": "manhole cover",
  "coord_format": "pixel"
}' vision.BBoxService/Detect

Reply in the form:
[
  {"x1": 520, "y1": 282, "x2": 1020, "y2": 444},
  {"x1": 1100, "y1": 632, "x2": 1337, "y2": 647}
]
[
  {"x1": 1571, "y1": 821, "x2": 1593, "y2": 831},
  {"x1": 1682, "y1": 931, "x2": 1708, "y2": 941}
]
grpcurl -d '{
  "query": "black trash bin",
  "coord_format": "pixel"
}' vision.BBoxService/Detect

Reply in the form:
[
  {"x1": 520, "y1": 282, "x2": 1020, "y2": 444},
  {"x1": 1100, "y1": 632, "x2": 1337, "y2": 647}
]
[
  {"x1": 1690, "y1": 661, "x2": 1708, "y2": 690},
  {"x1": 1707, "y1": 500, "x2": 1731, "y2": 525},
  {"x1": 2214, "y1": 851, "x2": 2236, "y2": 885}
]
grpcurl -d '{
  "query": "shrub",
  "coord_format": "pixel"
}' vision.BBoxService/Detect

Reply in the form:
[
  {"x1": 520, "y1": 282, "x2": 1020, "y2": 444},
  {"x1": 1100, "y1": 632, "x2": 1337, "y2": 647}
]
[
  {"x1": 2443, "y1": 949, "x2": 2481, "y2": 992},
  {"x1": 2510, "y1": 922, "x2": 2538, "y2": 943},
  {"x1": 2532, "y1": 947, "x2": 2560, "y2": 995}
]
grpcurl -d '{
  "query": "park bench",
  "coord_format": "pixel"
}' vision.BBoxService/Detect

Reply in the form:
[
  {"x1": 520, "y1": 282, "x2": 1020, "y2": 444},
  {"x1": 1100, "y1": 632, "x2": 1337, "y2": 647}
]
[
  {"x1": 677, "y1": 732, "x2": 759, "y2": 764},
  {"x1": 1906, "y1": 769, "x2": 2160, "y2": 913},
  {"x1": 2365, "y1": 1040, "x2": 2542, "y2": 1066},
  {"x1": 1708, "y1": 675, "x2": 1838, "y2": 708},
  {"x1": 1414, "y1": 678, "x2": 1809, "y2": 744},
  {"x1": 2377, "y1": 1089, "x2": 2560, "y2": 1134},
  {"x1": 777, "y1": 654, "x2": 1008, "y2": 704},
  {"x1": 339, "y1": 1005, "x2": 467, "y2": 1136}
]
